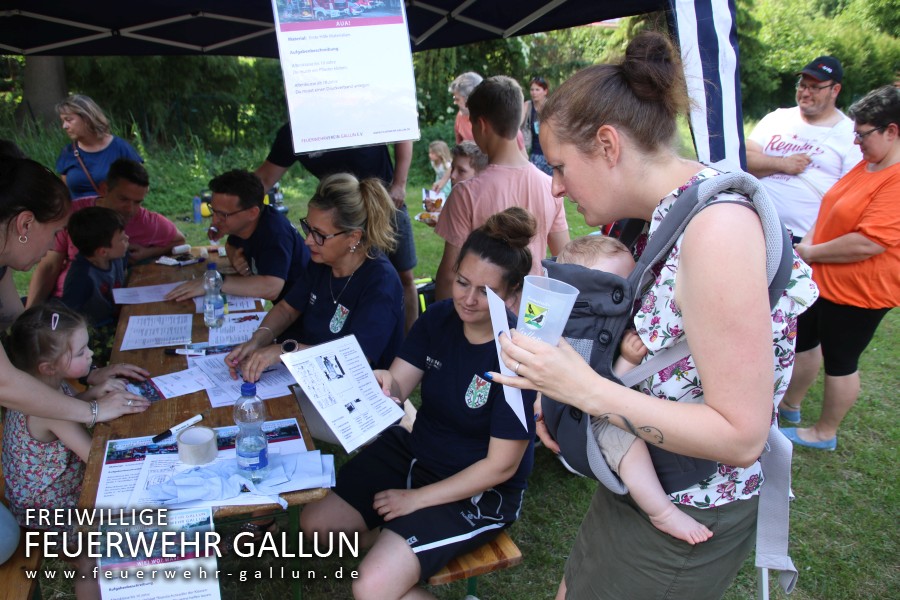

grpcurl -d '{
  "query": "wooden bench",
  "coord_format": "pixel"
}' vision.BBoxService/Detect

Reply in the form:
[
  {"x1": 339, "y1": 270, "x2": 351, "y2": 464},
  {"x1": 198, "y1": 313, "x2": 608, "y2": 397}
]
[
  {"x1": 0, "y1": 417, "x2": 42, "y2": 600},
  {"x1": 427, "y1": 531, "x2": 522, "y2": 598}
]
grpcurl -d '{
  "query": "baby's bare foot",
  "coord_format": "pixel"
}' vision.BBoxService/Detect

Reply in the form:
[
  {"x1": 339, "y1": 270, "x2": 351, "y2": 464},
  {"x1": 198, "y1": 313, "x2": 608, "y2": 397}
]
[{"x1": 649, "y1": 504, "x2": 713, "y2": 545}]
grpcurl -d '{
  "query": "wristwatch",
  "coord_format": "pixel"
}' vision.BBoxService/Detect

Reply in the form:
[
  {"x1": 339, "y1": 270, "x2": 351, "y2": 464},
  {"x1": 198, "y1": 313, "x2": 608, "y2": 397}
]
[{"x1": 281, "y1": 339, "x2": 301, "y2": 354}]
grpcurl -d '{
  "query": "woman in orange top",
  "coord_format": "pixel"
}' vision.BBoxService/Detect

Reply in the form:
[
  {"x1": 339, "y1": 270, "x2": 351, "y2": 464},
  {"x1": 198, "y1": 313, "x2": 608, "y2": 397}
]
[{"x1": 784, "y1": 85, "x2": 900, "y2": 450}]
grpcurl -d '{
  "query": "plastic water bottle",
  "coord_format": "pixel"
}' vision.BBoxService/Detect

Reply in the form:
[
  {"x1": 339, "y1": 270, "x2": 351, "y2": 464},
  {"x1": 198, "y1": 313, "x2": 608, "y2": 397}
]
[
  {"x1": 192, "y1": 195, "x2": 202, "y2": 223},
  {"x1": 203, "y1": 263, "x2": 225, "y2": 328},
  {"x1": 234, "y1": 382, "x2": 269, "y2": 483}
]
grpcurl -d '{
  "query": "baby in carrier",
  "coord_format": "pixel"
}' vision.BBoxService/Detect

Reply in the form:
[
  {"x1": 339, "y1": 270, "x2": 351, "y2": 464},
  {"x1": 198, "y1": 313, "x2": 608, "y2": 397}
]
[{"x1": 557, "y1": 235, "x2": 712, "y2": 545}]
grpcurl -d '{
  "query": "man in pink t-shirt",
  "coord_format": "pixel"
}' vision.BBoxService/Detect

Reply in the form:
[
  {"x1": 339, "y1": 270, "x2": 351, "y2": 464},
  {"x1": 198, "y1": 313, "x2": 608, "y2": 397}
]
[
  {"x1": 435, "y1": 75, "x2": 569, "y2": 300},
  {"x1": 26, "y1": 159, "x2": 185, "y2": 306}
]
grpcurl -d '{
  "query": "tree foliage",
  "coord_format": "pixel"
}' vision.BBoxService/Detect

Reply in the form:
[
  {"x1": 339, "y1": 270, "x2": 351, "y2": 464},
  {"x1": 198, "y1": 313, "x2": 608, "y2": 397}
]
[
  {"x1": 63, "y1": 55, "x2": 287, "y2": 148},
  {"x1": 740, "y1": 0, "x2": 900, "y2": 118},
  {"x1": 2, "y1": 0, "x2": 897, "y2": 154}
]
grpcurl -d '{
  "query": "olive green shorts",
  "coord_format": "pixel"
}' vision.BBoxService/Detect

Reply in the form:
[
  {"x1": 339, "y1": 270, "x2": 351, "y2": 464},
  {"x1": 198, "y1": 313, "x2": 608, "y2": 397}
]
[{"x1": 564, "y1": 485, "x2": 758, "y2": 600}]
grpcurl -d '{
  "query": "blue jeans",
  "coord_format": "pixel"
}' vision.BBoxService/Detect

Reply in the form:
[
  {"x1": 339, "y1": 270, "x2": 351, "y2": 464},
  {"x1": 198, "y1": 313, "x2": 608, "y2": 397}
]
[{"x1": 0, "y1": 504, "x2": 20, "y2": 564}]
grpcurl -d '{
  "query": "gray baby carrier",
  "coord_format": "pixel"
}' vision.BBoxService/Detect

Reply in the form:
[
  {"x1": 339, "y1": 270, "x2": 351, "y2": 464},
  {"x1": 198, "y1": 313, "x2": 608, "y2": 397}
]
[{"x1": 541, "y1": 171, "x2": 798, "y2": 593}]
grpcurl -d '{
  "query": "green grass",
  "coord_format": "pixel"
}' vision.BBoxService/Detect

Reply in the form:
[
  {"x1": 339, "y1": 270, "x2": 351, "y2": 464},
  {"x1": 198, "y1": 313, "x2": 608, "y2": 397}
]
[{"x1": 21, "y1": 136, "x2": 899, "y2": 599}]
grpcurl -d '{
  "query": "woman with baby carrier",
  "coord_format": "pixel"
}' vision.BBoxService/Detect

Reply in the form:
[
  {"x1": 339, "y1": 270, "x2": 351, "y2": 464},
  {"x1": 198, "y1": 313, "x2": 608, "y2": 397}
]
[{"x1": 489, "y1": 31, "x2": 818, "y2": 599}]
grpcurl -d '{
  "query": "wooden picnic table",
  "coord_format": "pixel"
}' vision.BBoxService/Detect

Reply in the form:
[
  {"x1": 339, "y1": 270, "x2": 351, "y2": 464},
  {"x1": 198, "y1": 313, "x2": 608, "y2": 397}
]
[{"x1": 77, "y1": 248, "x2": 328, "y2": 516}]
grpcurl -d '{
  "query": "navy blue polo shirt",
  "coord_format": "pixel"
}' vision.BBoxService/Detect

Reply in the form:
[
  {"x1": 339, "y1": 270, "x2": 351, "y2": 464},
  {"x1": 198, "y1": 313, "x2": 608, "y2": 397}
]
[
  {"x1": 283, "y1": 251, "x2": 403, "y2": 369},
  {"x1": 401, "y1": 300, "x2": 535, "y2": 489},
  {"x1": 226, "y1": 205, "x2": 309, "y2": 304}
]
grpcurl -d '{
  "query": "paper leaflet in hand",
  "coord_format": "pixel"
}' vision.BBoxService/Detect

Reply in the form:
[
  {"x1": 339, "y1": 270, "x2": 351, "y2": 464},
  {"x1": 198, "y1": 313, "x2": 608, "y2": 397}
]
[
  {"x1": 280, "y1": 335, "x2": 404, "y2": 453},
  {"x1": 485, "y1": 287, "x2": 528, "y2": 431}
]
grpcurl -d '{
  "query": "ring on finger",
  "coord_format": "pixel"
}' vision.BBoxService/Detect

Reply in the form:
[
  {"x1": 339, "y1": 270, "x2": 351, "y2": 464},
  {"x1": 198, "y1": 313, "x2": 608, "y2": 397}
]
[
  {"x1": 514, "y1": 361, "x2": 521, "y2": 375},
  {"x1": 127, "y1": 399, "x2": 133, "y2": 406}
]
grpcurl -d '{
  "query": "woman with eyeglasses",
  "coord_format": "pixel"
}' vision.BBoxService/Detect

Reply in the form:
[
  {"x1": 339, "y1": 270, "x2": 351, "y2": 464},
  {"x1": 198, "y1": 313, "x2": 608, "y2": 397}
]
[
  {"x1": 226, "y1": 173, "x2": 404, "y2": 383},
  {"x1": 521, "y1": 76, "x2": 553, "y2": 175},
  {"x1": 784, "y1": 85, "x2": 900, "y2": 451}
]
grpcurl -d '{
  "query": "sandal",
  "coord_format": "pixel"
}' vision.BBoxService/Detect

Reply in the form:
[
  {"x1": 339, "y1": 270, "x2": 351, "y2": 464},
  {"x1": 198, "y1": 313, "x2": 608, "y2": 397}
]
[{"x1": 218, "y1": 518, "x2": 279, "y2": 557}]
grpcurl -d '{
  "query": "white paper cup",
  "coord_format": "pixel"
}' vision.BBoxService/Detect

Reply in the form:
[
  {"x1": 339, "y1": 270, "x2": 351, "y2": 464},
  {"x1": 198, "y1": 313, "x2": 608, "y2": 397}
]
[
  {"x1": 516, "y1": 275, "x2": 579, "y2": 345},
  {"x1": 177, "y1": 426, "x2": 218, "y2": 465}
]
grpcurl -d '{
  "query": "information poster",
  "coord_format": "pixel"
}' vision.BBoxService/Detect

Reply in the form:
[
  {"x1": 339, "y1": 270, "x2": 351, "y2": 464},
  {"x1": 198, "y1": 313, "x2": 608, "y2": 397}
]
[{"x1": 270, "y1": 0, "x2": 419, "y2": 152}]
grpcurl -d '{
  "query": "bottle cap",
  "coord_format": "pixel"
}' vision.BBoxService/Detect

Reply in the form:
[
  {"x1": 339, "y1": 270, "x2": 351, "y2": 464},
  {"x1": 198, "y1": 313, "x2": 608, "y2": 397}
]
[
  {"x1": 207, "y1": 262, "x2": 217, "y2": 270},
  {"x1": 240, "y1": 382, "x2": 257, "y2": 396}
]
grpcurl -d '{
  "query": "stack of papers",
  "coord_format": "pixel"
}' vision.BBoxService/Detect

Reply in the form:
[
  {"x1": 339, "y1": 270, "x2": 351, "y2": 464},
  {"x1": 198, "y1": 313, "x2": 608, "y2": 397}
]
[{"x1": 95, "y1": 418, "x2": 334, "y2": 511}]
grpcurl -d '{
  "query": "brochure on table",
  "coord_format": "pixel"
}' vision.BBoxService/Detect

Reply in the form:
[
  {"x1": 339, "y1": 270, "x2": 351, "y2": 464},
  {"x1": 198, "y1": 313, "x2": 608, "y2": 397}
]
[
  {"x1": 281, "y1": 334, "x2": 404, "y2": 453},
  {"x1": 97, "y1": 506, "x2": 220, "y2": 600},
  {"x1": 206, "y1": 311, "x2": 268, "y2": 346},
  {"x1": 270, "y1": 0, "x2": 418, "y2": 153},
  {"x1": 187, "y1": 353, "x2": 297, "y2": 408},
  {"x1": 120, "y1": 314, "x2": 193, "y2": 351},
  {"x1": 95, "y1": 418, "x2": 333, "y2": 511}
]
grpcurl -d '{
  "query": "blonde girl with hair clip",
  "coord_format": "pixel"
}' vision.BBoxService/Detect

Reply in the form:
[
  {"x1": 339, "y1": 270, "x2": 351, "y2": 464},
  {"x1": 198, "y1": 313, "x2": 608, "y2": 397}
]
[{"x1": 2, "y1": 304, "x2": 125, "y2": 599}]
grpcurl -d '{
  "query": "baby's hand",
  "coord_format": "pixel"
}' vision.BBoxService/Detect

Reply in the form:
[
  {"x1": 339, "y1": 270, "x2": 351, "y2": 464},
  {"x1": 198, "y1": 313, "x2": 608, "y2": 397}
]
[{"x1": 620, "y1": 330, "x2": 648, "y2": 365}]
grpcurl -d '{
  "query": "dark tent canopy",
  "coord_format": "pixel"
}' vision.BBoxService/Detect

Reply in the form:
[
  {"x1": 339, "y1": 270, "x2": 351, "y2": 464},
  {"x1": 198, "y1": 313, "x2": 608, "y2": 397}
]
[
  {"x1": 0, "y1": 0, "x2": 746, "y2": 167},
  {"x1": 0, "y1": 1, "x2": 664, "y2": 57}
]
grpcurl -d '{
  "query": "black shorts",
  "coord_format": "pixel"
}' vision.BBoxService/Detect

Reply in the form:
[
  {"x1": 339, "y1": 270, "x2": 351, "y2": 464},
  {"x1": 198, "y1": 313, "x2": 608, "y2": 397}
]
[
  {"x1": 334, "y1": 426, "x2": 523, "y2": 581},
  {"x1": 795, "y1": 297, "x2": 891, "y2": 376}
]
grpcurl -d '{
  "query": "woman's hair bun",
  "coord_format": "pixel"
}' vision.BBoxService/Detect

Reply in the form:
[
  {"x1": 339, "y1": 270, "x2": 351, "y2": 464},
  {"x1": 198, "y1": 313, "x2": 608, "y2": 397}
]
[
  {"x1": 621, "y1": 31, "x2": 688, "y2": 118},
  {"x1": 481, "y1": 207, "x2": 537, "y2": 250}
]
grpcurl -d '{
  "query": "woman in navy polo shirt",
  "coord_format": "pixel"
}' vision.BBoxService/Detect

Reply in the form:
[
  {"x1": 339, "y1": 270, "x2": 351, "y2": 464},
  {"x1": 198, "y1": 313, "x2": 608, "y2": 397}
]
[
  {"x1": 301, "y1": 208, "x2": 537, "y2": 599},
  {"x1": 227, "y1": 173, "x2": 403, "y2": 381}
]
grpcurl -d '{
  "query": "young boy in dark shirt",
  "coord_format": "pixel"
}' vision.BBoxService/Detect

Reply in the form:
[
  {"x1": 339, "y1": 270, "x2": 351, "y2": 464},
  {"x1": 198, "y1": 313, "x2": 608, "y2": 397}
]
[{"x1": 62, "y1": 206, "x2": 129, "y2": 365}]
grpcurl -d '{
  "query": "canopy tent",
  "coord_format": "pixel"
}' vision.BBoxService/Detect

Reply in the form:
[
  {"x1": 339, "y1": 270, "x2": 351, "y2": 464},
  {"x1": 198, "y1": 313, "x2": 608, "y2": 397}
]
[{"x1": 0, "y1": 0, "x2": 745, "y2": 168}]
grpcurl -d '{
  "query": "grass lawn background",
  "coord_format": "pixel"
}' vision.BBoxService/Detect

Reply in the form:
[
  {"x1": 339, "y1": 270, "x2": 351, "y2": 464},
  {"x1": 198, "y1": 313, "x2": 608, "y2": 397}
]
[{"x1": 8, "y1": 133, "x2": 894, "y2": 600}]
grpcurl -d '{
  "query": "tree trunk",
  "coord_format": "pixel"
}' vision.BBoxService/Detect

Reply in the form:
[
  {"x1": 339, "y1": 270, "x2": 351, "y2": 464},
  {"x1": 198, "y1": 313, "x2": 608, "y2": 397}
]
[{"x1": 15, "y1": 56, "x2": 67, "y2": 128}]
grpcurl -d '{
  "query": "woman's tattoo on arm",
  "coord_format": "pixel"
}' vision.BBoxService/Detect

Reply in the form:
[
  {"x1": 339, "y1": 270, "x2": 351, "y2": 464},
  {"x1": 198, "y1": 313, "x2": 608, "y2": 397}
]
[{"x1": 599, "y1": 413, "x2": 664, "y2": 445}]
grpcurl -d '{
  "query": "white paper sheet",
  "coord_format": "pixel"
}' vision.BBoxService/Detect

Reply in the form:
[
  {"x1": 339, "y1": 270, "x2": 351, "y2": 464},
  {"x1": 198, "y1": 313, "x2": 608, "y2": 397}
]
[
  {"x1": 280, "y1": 334, "x2": 404, "y2": 453},
  {"x1": 96, "y1": 419, "x2": 311, "y2": 510},
  {"x1": 113, "y1": 282, "x2": 181, "y2": 304},
  {"x1": 486, "y1": 288, "x2": 528, "y2": 431},
  {"x1": 97, "y1": 506, "x2": 221, "y2": 600},
  {"x1": 150, "y1": 368, "x2": 216, "y2": 400},
  {"x1": 206, "y1": 311, "x2": 268, "y2": 346},
  {"x1": 270, "y1": 0, "x2": 419, "y2": 153},
  {"x1": 120, "y1": 314, "x2": 193, "y2": 351},
  {"x1": 127, "y1": 448, "x2": 334, "y2": 510},
  {"x1": 192, "y1": 294, "x2": 260, "y2": 313},
  {"x1": 188, "y1": 353, "x2": 296, "y2": 407}
]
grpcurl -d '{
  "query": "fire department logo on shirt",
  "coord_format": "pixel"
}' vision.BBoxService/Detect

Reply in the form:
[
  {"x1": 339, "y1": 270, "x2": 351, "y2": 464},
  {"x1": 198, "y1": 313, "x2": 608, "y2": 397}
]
[
  {"x1": 330, "y1": 304, "x2": 349, "y2": 333},
  {"x1": 465, "y1": 375, "x2": 490, "y2": 409},
  {"x1": 523, "y1": 301, "x2": 548, "y2": 330}
]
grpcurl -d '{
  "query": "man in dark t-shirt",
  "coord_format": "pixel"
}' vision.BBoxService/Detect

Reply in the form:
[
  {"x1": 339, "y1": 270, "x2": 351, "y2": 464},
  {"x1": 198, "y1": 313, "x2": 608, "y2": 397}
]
[
  {"x1": 167, "y1": 169, "x2": 309, "y2": 304},
  {"x1": 255, "y1": 123, "x2": 418, "y2": 333}
]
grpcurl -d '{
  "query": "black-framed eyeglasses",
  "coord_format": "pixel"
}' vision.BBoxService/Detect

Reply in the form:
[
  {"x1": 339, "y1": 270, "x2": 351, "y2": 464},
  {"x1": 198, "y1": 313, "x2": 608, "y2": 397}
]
[
  {"x1": 853, "y1": 126, "x2": 885, "y2": 142},
  {"x1": 795, "y1": 79, "x2": 836, "y2": 92},
  {"x1": 205, "y1": 202, "x2": 254, "y2": 221},
  {"x1": 299, "y1": 217, "x2": 349, "y2": 246}
]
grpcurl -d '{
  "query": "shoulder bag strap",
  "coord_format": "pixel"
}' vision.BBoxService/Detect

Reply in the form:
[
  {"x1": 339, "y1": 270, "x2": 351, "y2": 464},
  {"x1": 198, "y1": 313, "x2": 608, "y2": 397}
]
[{"x1": 72, "y1": 143, "x2": 101, "y2": 195}]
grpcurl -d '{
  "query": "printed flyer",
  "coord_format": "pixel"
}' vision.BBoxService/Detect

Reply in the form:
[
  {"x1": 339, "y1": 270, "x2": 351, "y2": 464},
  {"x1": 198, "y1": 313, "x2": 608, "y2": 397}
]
[{"x1": 270, "y1": 0, "x2": 419, "y2": 152}]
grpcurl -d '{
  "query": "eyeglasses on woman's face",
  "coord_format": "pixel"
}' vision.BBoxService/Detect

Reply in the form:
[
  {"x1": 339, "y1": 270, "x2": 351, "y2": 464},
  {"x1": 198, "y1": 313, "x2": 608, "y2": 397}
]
[
  {"x1": 853, "y1": 126, "x2": 885, "y2": 142},
  {"x1": 300, "y1": 217, "x2": 349, "y2": 246}
]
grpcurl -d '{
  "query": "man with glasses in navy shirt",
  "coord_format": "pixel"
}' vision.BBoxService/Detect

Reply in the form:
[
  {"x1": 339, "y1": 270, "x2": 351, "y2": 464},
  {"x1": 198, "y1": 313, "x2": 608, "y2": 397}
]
[
  {"x1": 167, "y1": 169, "x2": 309, "y2": 304},
  {"x1": 746, "y1": 55, "x2": 862, "y2": 244}
]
